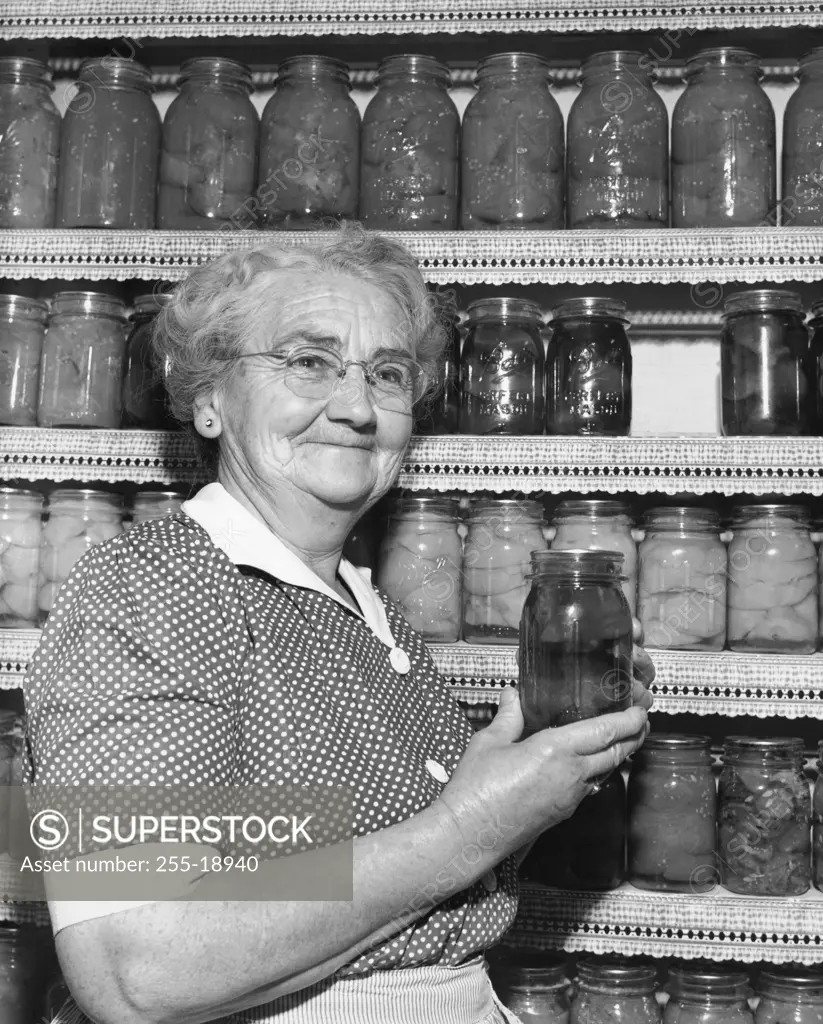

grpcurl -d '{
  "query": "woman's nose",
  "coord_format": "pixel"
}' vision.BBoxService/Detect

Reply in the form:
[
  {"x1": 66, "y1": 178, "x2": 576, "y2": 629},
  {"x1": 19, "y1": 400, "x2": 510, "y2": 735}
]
[{"x1": 325, "y1": 365, "x2": 378, "y2": 424}]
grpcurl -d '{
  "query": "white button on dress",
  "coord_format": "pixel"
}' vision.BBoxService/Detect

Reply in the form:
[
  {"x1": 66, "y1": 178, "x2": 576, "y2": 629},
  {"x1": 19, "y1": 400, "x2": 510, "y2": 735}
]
[
  {"x1": 425, "y1": 758, "x2": 450, "y2": 784},
  {"x1": 389, "y1": 647, "x2": 411, "y2": 674}
]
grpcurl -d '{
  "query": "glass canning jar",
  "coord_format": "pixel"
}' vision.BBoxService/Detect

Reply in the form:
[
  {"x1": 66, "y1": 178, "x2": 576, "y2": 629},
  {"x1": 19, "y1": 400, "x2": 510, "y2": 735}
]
[
  {"x1": 546, "y1": 298, "x2": 631, "y2": 436},
  {"x1": 571, "y1": 957, "x2": 660, "y2": 1024},
  {"x1": 0, "y1": 711, "x2": 21, "y2": 856},
  {"x1": 815, "y1": 741, "x2": 823, "y2": 891},
  {"x1": 122, "y1": 292, "x2": 174, "y2": 429},
  {"x1": 809, "y1": 300, "x2": 823, "y2": 435},
  {"x1": 519, "y1": 549, "x2": 633, "y2": 733},
  {"x1": 0, "y1": 925, "x2": 44, "y2": 1024},
  {"x1": 57, "y1": 57, "x2": 160, "y2": 229},
  {"x1": 460, "y1": 297, "x2": 544, "y2": 435},
  {"x1": 376, "y1": 496, "x2": 462, "y2": 642},
  {"x1": 414, "y1": 310, "x2": 461, "y2": 435},
  {"x1": 0, "y1": 294, "x2": 48, "y2": 427},
  {"x1": 721, "y1": 290, "x2": 813, "y2": 437},
  {"x1": 727, "y1": 504, "x2": 817, "y2": 654},
  {"x1": 129, "y1": 491, "x2": 184, "y2": 528},
  {"x1": 490, "y1": 951, "x2": 570, "y2": 1024},
  {"x1": 756, "y1": 966, "x2": 823, "y2": 1024},
  {"x1": 783, "y1": 49, "x2": 823, "y2": 226},
  {"x1": 39, "y1": 489, "x2": 123, "y2": 622},
  {"x1": 638, "y1": 507, "x2": 728, "y2": 651},
  {"x1": 460, "y1": 52, "x2": 564, "y2": 230},
  {"x1": 567, "y1": 51, "x2": 668, "y2": 229},
  {"x1": 361, "y1": 54, "x2": 459, "y2": 230},
  {"x1": 463, "y1": 498, "x2": 546, "y2": 645},
  {"x1": 0, "y1": 57, "x2": 60, "y2": 228},
  {"x1": 258, "y1": 55, "x2": 359, "y2": 230},
  {"x1": 719, "y1": 736, "x2": 811, "y2": 897},
  {"x1": 158, "y1": 57, "x2": 258, "y2": 230},
  {"x1": 38, "y1": 291, "x2": 127, "y2": 429},
  {"x1": 664, "y1": 964, "x2": 753, "y2": 1024},
  {"x1": 627, "y1": 734, "x2": 717, "y2": 893},
  {"x1": 0, "y1": 488, "x2": 43, "y2": 629},
  {"x1": 672, "y1": 48, "x2": 775, "y2": 228},
  {"x1": 550, "y1": 499, "x2": 636, "y2": 614}
]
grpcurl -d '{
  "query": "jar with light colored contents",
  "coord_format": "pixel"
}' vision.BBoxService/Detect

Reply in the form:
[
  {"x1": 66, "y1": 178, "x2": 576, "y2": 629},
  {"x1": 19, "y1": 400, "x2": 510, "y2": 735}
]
[
  {"x1": 664, "y1": 964, "x2": 753, "y2": 1024},
  {"x1": 638, "y1": 507, "x2": 727, "y2": 651},
  {"x1": 376, "y1": 496, "x2": 462, "y2": 642},
  {"x1": 571, "y1": 957, "x2": 660, "y2": 1024},
  {"x1": 129, "y1": 491, "x2": 184, "y2": 528},
  {"x1": 463, "y1": 498, "x2": 545, "y2": 645},
  {"x1": 39, "y1": 490, "x2": 123, "y2": 623},
  {"x1": 727, "y1": 504, "x2": 817, "y2": 654},
  {"x1": 756, "y1": 966, "x2": 823, "y2": 1024},
  {"x1": 0, "y1": 488, "x2": 43, "y2": 629},
  {"x1": 0, "y1": 925, "x2": 44, "y2": 1024},
  {"x1": 815, "y1": 741, "x2": 823, "y2": 891},
  {"x1": 490, "y1": 951, "x2": 570, "y2": 1023},
  {"x1": 782, "y1": 48, "x2": 823, "y2": 226},
  {"x1": 0, "y1": 295, "x2": 48, "y2": 428},
  {"x1": 550, "y1": 499, "x2": 636, "y2": 614}
]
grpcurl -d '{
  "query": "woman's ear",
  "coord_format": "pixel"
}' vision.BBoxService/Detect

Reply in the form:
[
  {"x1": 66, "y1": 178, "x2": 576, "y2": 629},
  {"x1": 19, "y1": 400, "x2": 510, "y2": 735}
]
[{"x1": 193, "y1": 395, "x2": 222, "y2": 439}]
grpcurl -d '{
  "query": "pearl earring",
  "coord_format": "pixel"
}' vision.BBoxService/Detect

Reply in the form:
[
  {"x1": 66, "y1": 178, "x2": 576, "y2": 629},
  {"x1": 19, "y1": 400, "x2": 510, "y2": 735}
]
[{"x1": 205, "y1": 418, "x2": 213, "y2": 428}]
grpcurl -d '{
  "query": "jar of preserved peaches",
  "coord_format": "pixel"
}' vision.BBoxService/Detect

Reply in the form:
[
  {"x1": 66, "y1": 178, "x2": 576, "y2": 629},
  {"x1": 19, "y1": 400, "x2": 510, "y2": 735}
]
[
  {"x1": 719, "y1": 736, "x2": 811, "y2": 897},
  {"x1": 258, "y1": 55, "x2": 359, "y2": 230},
  {"x1": 414, "y1": 309, "x2": 461, "y2": 435},
  {"x1": 361, "y1": 54, "x2": 459, "y2": 230},
  {"x1": 721, "y1": 290, "x2": 813, "y2": 436},
  {"x1": 727, "y1": 504, "x2": 817, "y2": 654},
  {"x1": 39, "y1": 489, "x2": 123, "y2": 622},
  {"x1": 756, "y1": 966, "x2": 823, "y2": 1024},
  {"x1": 0, "y1": 295, "x2": 48, "y2": 427},
  {"x1": 158, "y1": 57, "x2": 258, "y2": 230},
  {"x1": 672, "y1": 48, "x2": 775, "y2": 228},
  {"x1": 0, "y1": 488, "x2": 43, "y2": 629},
  {"x1": 567, "y1": 51, "x2": 668, "y2": 229},
  {"x1": 461, "y1": 298, "x2": 544, "y2": 435},
  {"x1": 376, "y1": 496, "x2": 462, "y2": 642},
  {"x1": 490, "y1": 951, "x2": 570, "y2": 1024},
  {"x1": 638, "y1": 507, "x2": 727, "y2": 651},
  {"x1": 122, "y1": 292, "x2": 174, "y2": 429},
  {"x1": 551, "y1": 499, "x2": 636, "y2": 614},
  {"x1": 546, "y1": 298, "x2": 631, "y2": 436},
  {"x1": 664, "y1": 964, "x2": 753, "y2": 1024},
  {"x1": 783, "y1": 49, "x2": 823, "y2": 226},
  {"x1": 571, "y1": 958, "x2": 660, "y2": 1024},
  {"x1": 808, "y1": 299, "x2": 823, "y2": 434},
  {"x1": 130, "y1": 491, "x2": 184, "y2": 528},
  {"x1": 0, "y1": 925, "x2": 44, "y2": 1024},
  {"x1": 57, "y1": 57, "x2": 160, "y2": 229},
  {"x1": 520, "y1": 549, "x2": 632, "y2": 733},
  {"x1": 815, "y1": 740, "x2": 823, "y2": 891},
  {"x1": 0, "y1": 57, "x2": 60, "y2": 228},
  {"x1": 460, "y1": 52, "x2": 564, "y2": 230},
  {"x1": 463, "y1": 498, "x2": 546, "y2": 644}
]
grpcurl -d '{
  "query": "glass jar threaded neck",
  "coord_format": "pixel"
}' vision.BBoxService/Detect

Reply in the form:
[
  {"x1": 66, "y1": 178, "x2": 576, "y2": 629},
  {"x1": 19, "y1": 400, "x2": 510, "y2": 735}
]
[
  {"x1": 178, "y1": 56, "x2": 253, "y2": 93},
  {"x1": 377, "y1": 54, "x2": 451, "y2": 88},
  {"x1": 277, "y1": 55, "x2": 351, "y2": 88}
]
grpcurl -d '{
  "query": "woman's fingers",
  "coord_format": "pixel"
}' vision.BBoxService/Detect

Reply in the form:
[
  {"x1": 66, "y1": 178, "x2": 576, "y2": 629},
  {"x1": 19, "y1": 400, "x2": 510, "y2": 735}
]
[
  {"x1": 633, "y1": 643, "x2": 656, "y2": 686},
  {"x1": 544, "y1": 706, "x2": 649, "y2": 758},
  {"x1": 632, "y1": 616, "x2": 644, "y2": 645},
  {"x1": 632, "y1": 678, "x2": 654, "y2": 711},
  {"x1": 581, "y1": 725, "x2": 648, "y2": 782}
]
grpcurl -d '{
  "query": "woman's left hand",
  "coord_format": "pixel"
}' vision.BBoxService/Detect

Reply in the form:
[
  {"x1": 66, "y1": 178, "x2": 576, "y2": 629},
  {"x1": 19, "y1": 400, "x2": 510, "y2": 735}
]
[{"x1": 632, "y1": 617, "x2": 655, "y2": 711}]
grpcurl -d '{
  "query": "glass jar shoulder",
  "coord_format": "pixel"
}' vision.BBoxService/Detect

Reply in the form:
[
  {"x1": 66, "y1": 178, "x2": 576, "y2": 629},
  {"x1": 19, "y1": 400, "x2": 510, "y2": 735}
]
[
  {"x1": 756, "y1": 996, "x2": 823, "y2": 1024},
  {"x1": 165, "y1": 84, "x2": 258, "y2": 134},
  {"x1": 262, "y1": 81, "x2": 360, "y2": 134},
  {"x1": 464, "y1": 79, "x2": 562, "y2": 125},
  {"x1": 0, "y1": 81, "x2": 60, "y2": 131},
  {"x1": 570, "y1": 79, "x2": 667, "y2": 137},
  {"x1": 572, "y1": 991, "x2": 660, "y2": 1024},
  {"x1": 665, "y1": 1002, "x2": 753, "y2": 1024},
  {"x1": 673, "y1": 74, "x2": 773, "y2": 130},
  {"x1": 364, "y1": 81, "x2": 459, "y2": 128}
]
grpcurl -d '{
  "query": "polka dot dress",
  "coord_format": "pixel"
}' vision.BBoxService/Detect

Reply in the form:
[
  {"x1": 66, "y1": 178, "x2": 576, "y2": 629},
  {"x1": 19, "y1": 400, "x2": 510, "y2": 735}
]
[{"x1": 25, "y1": 512, "x2": 519, "y2": 973}]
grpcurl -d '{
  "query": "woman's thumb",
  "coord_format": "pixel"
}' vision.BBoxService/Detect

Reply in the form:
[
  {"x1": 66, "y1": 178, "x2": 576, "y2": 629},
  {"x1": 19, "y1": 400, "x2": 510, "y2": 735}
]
[{"x1": 488, "y1": 685, "x2": 524, "y2": 741}]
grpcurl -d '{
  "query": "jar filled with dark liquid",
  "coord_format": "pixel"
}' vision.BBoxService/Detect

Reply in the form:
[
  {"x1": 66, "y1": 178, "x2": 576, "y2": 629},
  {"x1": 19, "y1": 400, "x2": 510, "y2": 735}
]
[
  {"x1": 805, "y1": 298, "x2": 823, "y2": 435},
  {"x1": 414, "y1": 310, "x2": 461, "y2": 434}
]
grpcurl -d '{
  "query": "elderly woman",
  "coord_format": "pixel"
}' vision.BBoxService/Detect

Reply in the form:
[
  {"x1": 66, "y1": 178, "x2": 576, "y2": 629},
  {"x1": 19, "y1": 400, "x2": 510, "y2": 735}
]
[{"x1": 26, "y1": 224, "x2": 652, "y2": 1024}]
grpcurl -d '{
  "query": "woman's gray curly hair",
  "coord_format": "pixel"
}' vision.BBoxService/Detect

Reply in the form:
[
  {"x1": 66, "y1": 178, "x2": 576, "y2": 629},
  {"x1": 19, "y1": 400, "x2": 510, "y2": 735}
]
[{"x1": 152, "y1": 222, "x2": 449, "y2": 472}]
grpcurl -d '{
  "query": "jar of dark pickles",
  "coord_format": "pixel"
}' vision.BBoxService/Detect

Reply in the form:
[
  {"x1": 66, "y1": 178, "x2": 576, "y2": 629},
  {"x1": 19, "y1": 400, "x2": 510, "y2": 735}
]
[
  {"x1": 0, "y1": 295, "x2": 48, "y2": 427},
  {"x1": 461, "y1": 298, "x2": 544, "y2": 435},
  {"x1": 664, "y1": 964, "x2": 753, "y2": 1024},
  {"x1": 783, "y1": 48, "x2": 823, "y2": 226},
  {"x1": 567, "y1": 51, "x2": 668, "y2": 229},
  {"x1": 122, "y1": 292, "x2": 174, "y2": 429},
  {"x1": 414, "y1": 310, "x2": 461, "y2": 435},
  {"x1": 57, "y1": 57, "x2": 160, "y2": 229},
  {"x1": 490, "y1": 951, "x2": 571, "y2": 1024},
  {"x1": 721, "y1": 290, "x2": 813, "y2": 436},
  {"x1": 0, "y1": 925, "x2": 44, "y2": 1024},
  {"x1": 719, "y1": 736, "x2": 811, "y2": 897},
  {"x1": 460, "y1": 52, "x2": 564, "y2": 230},
  {"x1": 258, "y1": 56, "x2": 360, "y2": 230},
  {"x1": 0, "y1": 57, "x2": 60, "y2": 228},
  {"x1": 571, "y1": 958, "x2": 660, "y2": 1024},
  {"x1": 158, "y1": 57, "x2": 258, "y2": 230},
  {"x1": 361, "y1": 54, "x2": 459, "y2": 230},
  {"x1": 672, "y1": 48, "x2": 775, "y2": 228},
  {"x1": 546, "y1": 298, "x2": 631, "y2": 436},
  {"x1": 809, "y1": 299, "x2": 823, "y2": 434},
  {"x1": 815, "y1": 741, "x2": 823, "y2": 892},
  {"x1": 755, "y1": 966, "x2": 823, "y2": 1024},
  {"x1": 519, "y1": 549, "x2": 633, "y2": 733}
]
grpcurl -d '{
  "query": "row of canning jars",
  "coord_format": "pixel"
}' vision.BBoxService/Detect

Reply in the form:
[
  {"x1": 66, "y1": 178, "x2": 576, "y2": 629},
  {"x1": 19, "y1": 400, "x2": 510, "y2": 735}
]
[
  {"x1": 522, "y1": 733, "x2": 820, "y2": 899},
  {"x1": 5, "y1": 46, "x2": 823, "y2": 232},
  {"x1": 0, "y1": 486, "x2": 185, "y2": 628}
]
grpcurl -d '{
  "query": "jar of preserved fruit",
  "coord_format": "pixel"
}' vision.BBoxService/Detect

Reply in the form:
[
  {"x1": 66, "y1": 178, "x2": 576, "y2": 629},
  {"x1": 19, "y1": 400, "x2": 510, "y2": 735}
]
[
  {"x1": 721, "y1": 290, "x2": 813, "y2": 437},
  {"x1": 0, "y1": 488, "x2": 43, "y2": 629},
  {"x1": 463, "y1": 498, "x2": 546, "y2": 644},
  {"x1": 0, "y1": 711, "x2": 21, "y2": 855},
  {"x1": 719, "y1": 736, "x2": 811, "y2": 897},
  {"x1": 361, "y1": 54, "x2": 459, "y2": 230},
  {"x1": 571, "y1": 957, "x2": 660, "y2": 1024},
  {"x1": 546, "y1": 298, "x2": 631, "y2": 436},
  {"x1": 122, "y1": 292, "x2": 174, "y2": 429},
  {"x1": 550, "y1": 499, "x2": 636, "y2": 614},
  {"x1": 627, "y1": 734, "x2": 716, "y2": 893},
  {"x1": 414, "y1": 310, "x2": 461, "y2": 435},
  {"x1": 129, "y1": 491, "x2": 184, "y2": 527},
  {"x1": 809, "y1": 299, "x2": 823, "y2": 435},
  {"x1": 37, "y1": 291, "x2": 127, "y2": 429},
  {"x1": 727, "y1": 504, "x2": 817, "y2": 654},
  {"x1": 0, "y1": 57, "x2": 60, "y2": 228},
  {"x1": 568, "y1": 51, "x2": 668, "y2": 229},
  {"x1": 672, "y1": 48, "x2": 775, "y2": 228},
  {"x1": 520, "y1": 763, "x2": 625, "y2": 890},
  {"x1": 490, "y1": 951, "x2": 570, "y2": 1024},
  {"x1": 0, "y1": 925, "x2": 44, "y2": 1024},
  {"x1": 783, "y1": 49, "x2": 823, "y2": 227},
  {"x1": 158, "y1": 57, "x2": 258, "y2": 230},
  {"x1": 815, "y1": 741, "x2": 823, "y2": 891},
  {"x1": 258, "y1": 55, "x2": 359, "y2": 230},
  {"x1": 756, "y1": 966, "x2": 823, "y2": 1024},
  {"x1": 664, "y1": 964, "x2": 753, "y2": 1024},
  {"x1": 638, "y1": 507, "x2": 728, "y2": 651},
  {"x1": 520, "y1": 549, "x2": 632, "y2": 733},
  {"x1": 460, "y1": 52, "x2": 563, "y2": 230},
  {"x1": 39, "y1": 489, "x2": 123, "y2": 622},
  {"x1": 376, "y1": 496, "x2": 462, "y2": 642},
  {"x1": 0, "y1": 294, "x2": 48, "y2": 427},
  {"x1": 57, "y1": 57, "x2": 160, "y2": 229},
  {"x1": 461, "y1": 298, "x2": 544, "y2": 435}
]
